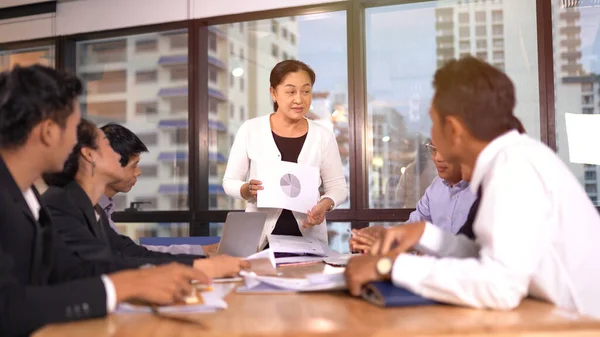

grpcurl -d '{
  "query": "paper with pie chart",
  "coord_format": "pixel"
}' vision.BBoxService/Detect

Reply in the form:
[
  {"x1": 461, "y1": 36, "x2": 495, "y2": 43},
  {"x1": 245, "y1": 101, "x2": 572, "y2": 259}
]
[{"x1": 256, "y1": 161, "x2": 320, "y2": 214}]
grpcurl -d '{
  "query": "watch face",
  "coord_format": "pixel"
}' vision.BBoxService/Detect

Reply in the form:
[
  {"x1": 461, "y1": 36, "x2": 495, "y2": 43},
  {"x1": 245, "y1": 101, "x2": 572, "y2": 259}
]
[{"x1": 376, "y1": 258, "x2": 393, "y2": 275}]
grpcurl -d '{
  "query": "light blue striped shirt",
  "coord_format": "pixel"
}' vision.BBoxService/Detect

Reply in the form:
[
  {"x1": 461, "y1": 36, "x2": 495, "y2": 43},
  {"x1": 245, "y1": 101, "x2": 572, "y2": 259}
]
[{"x1": 407, "y1": 177, "x2": 477, "y2": 234}]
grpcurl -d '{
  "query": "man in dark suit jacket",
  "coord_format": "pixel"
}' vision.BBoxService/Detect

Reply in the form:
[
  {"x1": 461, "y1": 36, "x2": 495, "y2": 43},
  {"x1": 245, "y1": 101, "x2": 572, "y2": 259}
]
[
  {"x1": 0, "y1": 65, "x2": 208, "y2": 336},
  {"x1": 42, "y1": 180, "x2": 202, "y2": 266}
]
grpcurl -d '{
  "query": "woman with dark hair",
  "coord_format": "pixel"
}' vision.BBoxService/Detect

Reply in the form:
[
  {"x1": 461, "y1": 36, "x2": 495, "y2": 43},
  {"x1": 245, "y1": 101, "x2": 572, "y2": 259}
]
[
  {"x1": 42, "y1": 119, "x2": 245, "y2": 277},
  {"x1": 223, "y1": 60, "x2": 348, "y2": 249}
]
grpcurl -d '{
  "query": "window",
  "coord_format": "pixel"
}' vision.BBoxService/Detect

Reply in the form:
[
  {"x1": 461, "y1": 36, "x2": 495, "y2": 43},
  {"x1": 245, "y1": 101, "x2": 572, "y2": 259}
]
[
  {"x1": 170, "y1": 65, "x2": 187, "y2": 81},
  {"x1": 476, "y1": 39, "x2": 487, "y2": 49},
  {"x1": 139, "y1": 165, "x2": 158, "y2": 178},
  {"x1": 170, "y1": 195, "x2": 188, "y2": 210},
  {"x1": 170, "y1": 97, "x2": 188, "y2": 113},
  {"x1": 493, "y1": 38, "x2": 504, "y2": 49},
  {"x1": 239, "y1": 22, "x2": 244, "y2": 33},
  {"x1": 113, "y1": 194, "x2": 127, "y2": 210},
  {"x1": 137, "y1": 133, "x2": 158, "y2": 146},
  {"x1": 170, "y1": 128, "x2": 188, "y2": 145},
  {"x1": 460, "y1": 41, "x2": 470, "y2": 50},
  {"x1": 365, "y1": 0, "x2": 540, "y2": 209},
  {"x1": 493, "y1": 50, "x2": 504, "y2": 60},
  {"x1": 171, "y1": 163, "x2": 188, "y2": 177},
  {"x1": 134, "y1": 197, "x2": 158, "y2": 210},
  {"x1": 493, "y1": 24, "x2": 503, "y2": 36},
  {"x1": 80, "y1": 70, "x2": 127, "y2": 94},
  {"x1": 77, "y1": 29, "x2": 189, "y2": 211},
  {"x1": 208, "y1": 32, "x2": 217, "y2": 52},
  {"x1": 492, "y1": 10, "x2": 503, "y2": 22},
  {"x1": 209, "y1": 98, "x2": 218, "y2": 114},
  {"x1": 477, "y1": 51, "x2": 488, "y2": 60},
  {"x1": 78, "y1": 39, "x2": 126, "y2": 65},
  {"x1": 169, "y1": 32, "x2": 188, "y2": 49},
  {"x1": 208, "y1": 65, "x2": 218, "y2": 83},
  {"x1": 552, "y1": 1, "x2": 600, "y2": 204},
  {"x1": 0, "y1": 46, "x2": 55, "y2": 72},
  {"x1": 230, "y1": 43, "x2": 234, "y2": 56},
  {"x1": 135, "y1": 70, "x2": 157, "y2": 83},
  {"x1": 476, "y1": 25, "x2": 486, "y2": 36},
  {"x1": 240, "y1": 48, "x2": 244, "y2": 60},
  {"x1": 135, "y1": 39, "x2": 157, "y2": 53},
  {"x1": 135, "y1": 101, "x2": 158, "y2": 115},
  {"x1": 475, "y1": 11, "x2": 486, "y2": 22},
  {"x1": 206, "y1": 11, "x2": 349, "y2": 210}
]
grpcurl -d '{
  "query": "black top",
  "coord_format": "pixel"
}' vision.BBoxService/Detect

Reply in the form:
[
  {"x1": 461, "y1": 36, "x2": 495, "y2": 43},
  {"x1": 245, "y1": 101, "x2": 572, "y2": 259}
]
[{"x1": 271, "y1": 131, "x2": 308, "y2": 237}]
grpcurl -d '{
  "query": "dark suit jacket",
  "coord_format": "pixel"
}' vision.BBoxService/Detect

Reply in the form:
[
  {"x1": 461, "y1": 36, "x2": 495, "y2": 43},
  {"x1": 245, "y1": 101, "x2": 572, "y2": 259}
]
[
  {"x1": 0, "y1": 157, "x2": 129, "y2": 337},
  {"x1": 41, "y1": 181, "x2": 200, "y2": 267}
]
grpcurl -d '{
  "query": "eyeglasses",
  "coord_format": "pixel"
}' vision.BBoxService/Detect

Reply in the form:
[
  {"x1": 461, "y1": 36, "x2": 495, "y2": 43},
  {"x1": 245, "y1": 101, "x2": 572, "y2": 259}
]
[{"x1": 425, "y1": 143, "x2": 437, "y2": 157}]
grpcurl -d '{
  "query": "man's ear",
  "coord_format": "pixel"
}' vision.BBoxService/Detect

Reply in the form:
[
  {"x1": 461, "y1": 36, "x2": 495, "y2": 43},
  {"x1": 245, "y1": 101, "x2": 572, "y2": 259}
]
[
  {"x1": 38, "y1": 119, "x2": 60, "y2": 147},
  {"x1": 445, "y1": 115, "x2": 468, "y2": 148}
]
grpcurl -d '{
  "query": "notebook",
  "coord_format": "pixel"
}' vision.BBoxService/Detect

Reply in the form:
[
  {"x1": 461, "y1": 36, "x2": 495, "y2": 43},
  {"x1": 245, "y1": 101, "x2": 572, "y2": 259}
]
[{"x1": 361, "y1": 281, "x2": 438, "y2": 307}]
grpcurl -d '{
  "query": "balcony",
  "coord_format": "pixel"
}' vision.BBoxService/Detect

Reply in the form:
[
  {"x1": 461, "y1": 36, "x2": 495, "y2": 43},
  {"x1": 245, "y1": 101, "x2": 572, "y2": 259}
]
[
  {"x1": 561, "y1": 51, "x2": 582, "y2": 60},
  {"x1": 436, "y1": 22, "x2": 454, "y2": 30},
  {"x1": 561, "y1": 64, "x2": 583, "y2": 75},
  {"x1": 436, "y1": 35, "x2": 454, "y2": 44},
  {"x1": 560, "y1": 26, "x2": 581, "y2": 35},
  {"x1": 559, "y1": 11, "x2": 580, "y2": 20},
  {"x1": 560, "y1": 38, "x2": 581, "y2": 48}
]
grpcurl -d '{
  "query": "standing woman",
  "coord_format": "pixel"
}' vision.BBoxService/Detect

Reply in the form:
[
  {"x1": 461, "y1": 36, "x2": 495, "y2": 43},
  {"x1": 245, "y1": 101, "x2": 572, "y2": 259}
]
[{"x1": 223, "y1": 60, "x2": 348, "y2": 249}]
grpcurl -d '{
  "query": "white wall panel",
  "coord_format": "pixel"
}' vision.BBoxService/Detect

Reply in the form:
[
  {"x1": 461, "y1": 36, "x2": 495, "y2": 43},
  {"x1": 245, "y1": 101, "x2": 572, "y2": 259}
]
[
  {"x1": 0, "y1": 14, "x2": 54, "y2": 43},
  {"x1": 191, "y1": 0, "x2": 344, "y2": 19},
  {"x1": 56, "y1": 0, "x2": 189, "y2": 35}
]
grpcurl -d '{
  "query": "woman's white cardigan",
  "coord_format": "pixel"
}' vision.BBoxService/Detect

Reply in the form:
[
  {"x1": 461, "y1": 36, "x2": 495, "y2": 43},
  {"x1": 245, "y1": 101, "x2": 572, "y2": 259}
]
[{"x1": 222, "y1": 114, "x2": 348, "y2": 248}]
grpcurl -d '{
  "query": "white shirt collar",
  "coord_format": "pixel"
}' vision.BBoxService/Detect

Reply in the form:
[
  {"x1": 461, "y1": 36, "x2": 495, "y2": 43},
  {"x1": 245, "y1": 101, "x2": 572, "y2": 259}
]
[
  {"x1": 23, "y1": 188, "x2": 41, "y2": 221},
  {"x1": 470, "y1": 129, "x2": 522, "y2": 194}
]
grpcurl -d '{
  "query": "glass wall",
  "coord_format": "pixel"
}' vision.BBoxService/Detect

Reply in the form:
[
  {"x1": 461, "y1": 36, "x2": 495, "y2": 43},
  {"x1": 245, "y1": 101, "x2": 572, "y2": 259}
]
[
  {"x1": 553, "y1": 0, "x2": 600, "y2": 205},
  {"x1": 365, "y1": 0, "x2": 540, "y2": 208},
  {"x1": 76, "y1": 30, "x2": 190, "y2": 212},
  {"x1": 206, "y1": 12, "x2": 350, "y2": 211},
  {"x1": 0, "y1": 46, "x2": 55, "y2": 72}
]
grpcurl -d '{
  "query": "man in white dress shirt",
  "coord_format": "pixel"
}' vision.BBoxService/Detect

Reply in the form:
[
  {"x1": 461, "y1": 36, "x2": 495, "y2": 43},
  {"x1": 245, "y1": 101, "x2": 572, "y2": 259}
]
[{"x1": 345, "y1": 56, "x2": 600, "y2": 318}]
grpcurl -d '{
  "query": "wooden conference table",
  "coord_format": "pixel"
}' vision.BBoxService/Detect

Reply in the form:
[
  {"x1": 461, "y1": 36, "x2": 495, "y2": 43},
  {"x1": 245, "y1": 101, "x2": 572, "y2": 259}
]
[{"x1": 34, "y1": 263, "x2": 600, "y2": 337}]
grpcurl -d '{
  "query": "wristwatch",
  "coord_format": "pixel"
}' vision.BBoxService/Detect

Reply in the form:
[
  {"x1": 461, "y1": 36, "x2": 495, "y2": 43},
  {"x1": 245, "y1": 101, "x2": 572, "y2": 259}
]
[{"x1": 375, "y1": 257, "x2": 393, "y2": 279}]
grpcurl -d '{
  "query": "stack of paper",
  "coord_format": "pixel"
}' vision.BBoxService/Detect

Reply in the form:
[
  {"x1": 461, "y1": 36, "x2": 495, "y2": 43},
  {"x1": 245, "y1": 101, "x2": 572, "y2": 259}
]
[
  {"x1": 117, "y1": 283, "x2": 235, "y2": 314},
  {"x1": 267, "y1": 234, "x2": 332, "y2": 266},
  {"x1": 237, "y1": 265, "x2": 346, "y2": 293}
]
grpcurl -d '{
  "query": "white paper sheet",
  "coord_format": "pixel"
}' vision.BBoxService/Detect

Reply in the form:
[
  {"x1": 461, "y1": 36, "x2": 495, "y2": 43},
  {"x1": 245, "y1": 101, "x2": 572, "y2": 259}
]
[
  {"x1": 565, "y1": 113, "x2": 600, "y2": 165},
  {"x1": 256, "y1": 161, "x2": 320, "y2": 214},
  {"x1": 238, "y1": 269, "x2": 347, "y2": 292},
  {"x1": 267, "y1": 234, "x2": 326, "y2": 256}
]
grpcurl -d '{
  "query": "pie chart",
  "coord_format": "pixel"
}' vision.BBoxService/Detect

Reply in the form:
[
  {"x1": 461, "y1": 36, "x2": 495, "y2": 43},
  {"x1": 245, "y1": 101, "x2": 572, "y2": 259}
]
[{"x1": 280, "y1": 173, "x2": 301, "y2": 198}]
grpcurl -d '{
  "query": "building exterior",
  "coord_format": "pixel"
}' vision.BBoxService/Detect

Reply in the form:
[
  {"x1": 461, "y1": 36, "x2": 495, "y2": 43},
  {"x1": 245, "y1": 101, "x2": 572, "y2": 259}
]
[{"x1": 78, "y1": 18, "x2": 300, "y2": 238}]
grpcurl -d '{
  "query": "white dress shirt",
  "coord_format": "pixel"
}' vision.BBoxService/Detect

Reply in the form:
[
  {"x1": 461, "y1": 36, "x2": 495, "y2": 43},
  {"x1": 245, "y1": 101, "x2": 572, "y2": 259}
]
[
  {"x1": 23, "y1": 188, "x2": 117, "y2": 313},
  {"x1": 391, "y1": 130, "x2": 600, "y2": 318},
  {"x1": 223, "y1": 114, "x2": 348, "y2": 248}
]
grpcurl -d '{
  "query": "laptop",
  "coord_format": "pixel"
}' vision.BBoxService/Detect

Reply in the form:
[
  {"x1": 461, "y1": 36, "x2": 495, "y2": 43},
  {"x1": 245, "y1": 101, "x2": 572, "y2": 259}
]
[{"x1": 216, "y1": 212, "x2": 268, "y2": 257}]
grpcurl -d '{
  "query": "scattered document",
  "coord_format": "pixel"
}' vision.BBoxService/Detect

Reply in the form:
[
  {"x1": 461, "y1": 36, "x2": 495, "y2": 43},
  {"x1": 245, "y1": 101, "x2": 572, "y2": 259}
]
[
  {"x1": 237, "y1": 267, "x2": 346, "y2": 293},
  {"x1": 256, "y1": 161, "x2": 320, "y2": 214},
  {"x1": 267, "y1": 235, "x2": 328, "y2": 266},
  {"x1": 565, "y1": 112, "x2": 600, "y2": 165}
]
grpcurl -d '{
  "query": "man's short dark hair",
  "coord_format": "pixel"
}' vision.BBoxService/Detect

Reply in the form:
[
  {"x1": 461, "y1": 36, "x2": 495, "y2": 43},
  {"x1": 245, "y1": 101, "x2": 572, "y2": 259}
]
[
  {"x1": 100, "y1": 123, "x2": 149, "y2": 167},
  {"x1": 433, "y1": 56, "x2": 522, "y2": 141},
  {"x1": 0, "y1": 65, "x2": 82, "y2": 149}
]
